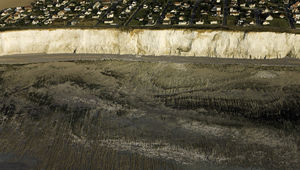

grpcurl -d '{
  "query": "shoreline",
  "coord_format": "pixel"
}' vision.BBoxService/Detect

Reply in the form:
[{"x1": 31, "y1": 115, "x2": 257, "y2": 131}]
[{"x1": 1, "y1": 53, "x2": 300, "y2": 66}]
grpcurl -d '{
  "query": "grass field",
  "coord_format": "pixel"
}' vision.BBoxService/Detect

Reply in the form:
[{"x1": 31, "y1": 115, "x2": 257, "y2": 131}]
[{"x1": 0, "y1": 0, "x2": 34, "y2": 10}]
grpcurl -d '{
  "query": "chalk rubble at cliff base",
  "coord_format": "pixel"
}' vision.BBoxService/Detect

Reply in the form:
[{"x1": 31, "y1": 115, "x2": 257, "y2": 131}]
[{"x1": 0, "y1": 29, "x2": 299, "y2": 59}]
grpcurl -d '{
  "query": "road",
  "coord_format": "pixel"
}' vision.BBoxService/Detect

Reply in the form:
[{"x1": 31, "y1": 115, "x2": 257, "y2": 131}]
[
  {"x1": 124, "y1": 0, "x2": 147, "y2": 26},
  {"x1": 285, "y1": 4, "x2": 295, "y2": 29},
  {"x1": 0, "y1": 53, "x2": 300, "y2": 66},
  {"x1": 254, "y1": 9, "x2": 261, "y2": 25},
  {"x1": 96, "y1": 0, "x2": 120, "y2": 26},
  {"x1": 222, "y1": 0, "x2": 228, "y2": 26},
  {"x1": 156, "y1": 0, "x2": 171, "y2": 25},
  {"x1": 190, "y1": 0, "x2": 201, "y2": 25}
]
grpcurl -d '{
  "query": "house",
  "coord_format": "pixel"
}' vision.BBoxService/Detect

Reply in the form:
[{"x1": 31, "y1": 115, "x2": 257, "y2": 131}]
[
  {"x1": 163, "y1": 17, "x2": 170, "y2": 21},
  {"x1": 107, "y1": 13, "x2": 114, "y2": 18},
  {"x1": 146, "y1": 19, "x2": 155, "y2": 25},
  {"x1": 32, "y1": 19, "x2": 39, "y2": 25},
  {"x1": 101, "y1": 5, "x2": 109, "y2": 11},
  {"x1": 179, "y1": 16, "x2": 185, "y2": 21},
  {"x1": 1, "y1": 12, "x2": 9, "y2": 17},
  {"x1": 15, "y1": 7, "x2": 22, "y2": 11},
  {"x1": 38, "y1": 15, "x2": 45, "y2": 19},
  {"x1": 294, "y1": 14, "x2": 300, "y2": 20},
  {"x1": 237, "y1": 19, "x2": 244, "y2": 25},
  {"x1": 216, "y1": 6, "x2": 222, "y2": 16},
  {"x1": 266, "y1": 15, "x2": 273, "y2": 21},
  {"x1": 210, "y1": 21, "x2": 218, "y2": 24},
  {"x1": 58, "y1": 11, "x2": 65, "y2": 17},
  {"x1": 104, "y1": 20, "x2": 113, "y2": 24},
  {"x1": 13, "y1": 13, "x2": 20, "y2": 20},
  {"x1": 259, "y1": 0, "x2": 266, "y2": 4},
  {"x1": 230, "y1": 11, "x2": 240, "y2": 16},
  {"x1": 24, "y1": 6, "x2": 32, "y2": 12},
  {"x1": 153, "y1": 7, "x2": 160, "y2": 13},
  {"x1": 264, "y1": 8, "x2": 270, "y2": 14},
  {"x1": 249, "y1": 21, "x2": 255, "y2": 25},
  {"x1": 62, "y1": 0, "x2": 69, "y2": 5},
  {"x1": 80, "y1": 1, "x2": 86, "y2": 5},
  {"x1": 292, "y1": 1, "x2": 300, "y2": 8},
  {"x1": 170, "y1": 9, "x2": 178, "y2": 14},
  {"x1": 71, "y1": 20, "x2": 78, "y2": 25},
  {"x1": 0, "y1": 24, "x2": 6, "y2": 27},
  {"x1": 93, "y1": 2, "x2": 101, "y2": 9},
  {"x1": 280, "y1": 14, "x2": 285, "y2": 18},
  {"x1": 195, "y1": 20, "x2": 204, "y2": 25},
  {"x1": 92, "y1": 15, "x2": 100, "y2": 19},
  {"x1": 178, "y1": 21, "x2": 188, "y2": 25},
  {"x1": 262, "y1": 21, "x2": 270, "y2": 25},
  {"x1": 174, "y1": 2, "x2": 181, "y2": 6},
  {"x1": 75, "y1": 6, "x2": 81, "y2": 11},
  {"x1": 296, "y1": 20, "x2": 300, "y2": 24},
  {"x1": 163, "y1": 20, "x2": 171, "y2": 25},
  {"x1": 143, "y1": 4, "x2": 148, "y2": 9},
  {"x1": 132, "y1": 1, "x2": 137, "y2": 6},
  {"x1": 85, "y1": 11, "x2": 91, "y2": 15},
  {"x1": 165, "y1": 13, "x2": 175, "y2": 19},
  {"x1": 125, "y1": 8, "x2": 131, "y2": 13},
  {"x1": 64, "y1": 7, "x2": 71, "y2": 12},
  {"x1": 44, "y1": 19, "x2": 52, "y2": 25},
  {"x1": 52, "y1": 15, "x2": 59, "y2": 19},
  {"x1": 249, "y1": 4, "x2": 255, "y2": 8},
  {"x1": 183, "y1": 3, "x2": 190, "y2": 8}
]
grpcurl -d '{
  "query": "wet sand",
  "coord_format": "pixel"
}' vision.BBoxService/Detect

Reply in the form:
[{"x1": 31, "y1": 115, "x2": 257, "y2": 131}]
[
  {"x1": 0, "y1": 59, "x2": 299, "y2": 169},
  {"x1": 1, "y1": 53, "x2": 300, "y2": 66}
]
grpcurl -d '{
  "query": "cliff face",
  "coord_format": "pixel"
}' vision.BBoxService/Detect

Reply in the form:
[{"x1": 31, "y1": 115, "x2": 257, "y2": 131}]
[{"x1": 0, "y1": 29, "x2": 299, "y2": 59}]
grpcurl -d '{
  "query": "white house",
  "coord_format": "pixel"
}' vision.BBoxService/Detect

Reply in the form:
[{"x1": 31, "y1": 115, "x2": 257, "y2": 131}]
[
  {"x1": 178, "y1": 21, "x2": 188, "y2": 25},
  {"x1": 266, "y1": 15, "x2": 273, "y2": 21},
  {"x1": 93, "y1": 2, "x2": 101, "y2": 9},
  {"x1": 107, "y1": 13, "x2": 114, "y2": 18},
  {"x1": 262, "y1": 21, "x2": 270, "y2": 25},
  {"x1": 210, "y1": 21, "x2": 218, "y2": 24},
  {"x1": 195, "y1": 20, "x2": 204, "y2": 25}
]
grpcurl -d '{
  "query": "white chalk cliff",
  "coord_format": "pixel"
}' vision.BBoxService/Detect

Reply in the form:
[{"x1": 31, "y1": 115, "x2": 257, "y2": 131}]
[{"x1": 0, "y1": 28, "x2": 299, "y2": 59}]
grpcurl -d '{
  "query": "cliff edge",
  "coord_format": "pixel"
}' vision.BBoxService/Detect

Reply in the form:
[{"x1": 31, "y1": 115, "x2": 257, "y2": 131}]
[{"x1": 0, "y1": 29, "x2": 299, "y2": 59}]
